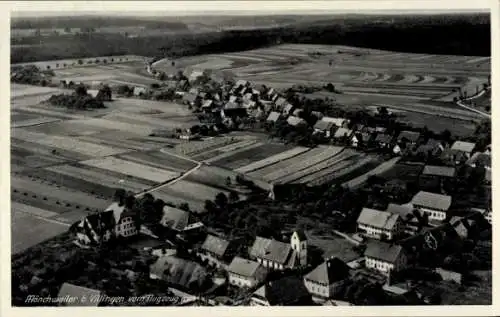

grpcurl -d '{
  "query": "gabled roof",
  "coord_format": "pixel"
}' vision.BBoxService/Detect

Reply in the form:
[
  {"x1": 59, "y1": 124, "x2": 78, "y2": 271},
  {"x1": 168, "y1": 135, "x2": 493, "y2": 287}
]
[
  {"x1": 224, "y1": 101, "x2": 240, "y2": 109},
  {"x1": 105, "y1": 202, "x2": 126, "y2": 224},
  {"x1": 357, "y1": 208, "x2": 400, "y2": 230},
  {"x1": 322, "y1": 117, "x2": 347, "y2": 127},
  {"x1": 333, "y1": 128, "x2": 353, "y2": 138},
  {"x1": 253, "y1": 276, "x2": 311, "y2": 305},
  {"x1": 287, "y1": 116, "x2": 306, "y2": 127},
  {"x1": 467, "y1": 152, "x2": 491, "y2": 167},
  {"x1": 57, "y1": 283, "x2": 101, "y2": 306},
  {"x1": 426, "y1": 138, "x2": 443, "y2": 147},
  {"x1": 202, "y1": 100, "x2": 213, "y2": 108},
  {"x1": 228, "y1": 257, "x2": 265, "y2": 277},
  {"x1": 422, "y1": 165, "x2": 456, "y2": 178},
  {"x1": 201, "y1": 234, "x2": 230, "y2": 257},
  {"x1": 375, "y1": 133, "x2": 393, "y2": 143},
  {"x1": 293, "y1": 109, "x2": 303, "y2": 117},
  {"x1": 398, "y1": 131, "x2": 420, "y2": 142},
  {"x1": 386, "y1": 203, "x2": 415, "y2": 221},
  {"x1": 150, "y1": 255, "x2": 208, "y2": 289},
  {"x1": 293, "y1": 230, "x2": 307, "y2": 241},
  {"x1": 451, "y1": 141, "x2": 476, "y2": 153},
  {"x1": 314, "y1": 120, "x2": 334, "y2": 131},
  {"x1": 275, "y1": 97, "x2": 288, "y2": 107},
  {"x1": 250, "y1": 237, "x2": 293, "y2": 265},
  {"x1": 411, "y1": 191, "x2": 452, "y2": 211},
  {"x1": 235, "y1": 79, "x2": 249, "y2": 88},
  {"x1": 283, "y1": 104, "x2": 294, "y2": 113},
  {"x1": 364, "y1": 241, "x2": 404, "y2": 263},
  {"x1": 304, "y1": 257, "x2": 350, "y2": 284},
  {"x1": 161, "y1": 206, "x2": 190, "y2": 231},
  {"x1": 86, "y1": 209, "x2": 116, "y2": 236}
]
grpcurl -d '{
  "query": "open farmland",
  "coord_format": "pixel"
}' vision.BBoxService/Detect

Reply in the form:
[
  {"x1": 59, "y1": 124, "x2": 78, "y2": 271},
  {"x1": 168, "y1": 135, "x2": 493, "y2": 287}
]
[{"x1": 210, "y1": 142, "x2": 294, "y2": 169}]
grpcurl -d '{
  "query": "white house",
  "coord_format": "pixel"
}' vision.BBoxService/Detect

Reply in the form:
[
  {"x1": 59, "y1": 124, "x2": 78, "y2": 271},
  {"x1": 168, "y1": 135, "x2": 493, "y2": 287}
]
[
  {"x1": 303, "y1": 257, "x2": 350, "y2": 300},
  {"x1": 364, "y1": 241, "x2": 408, "y2": 276},
  {"x1": 411, "y1": 191, "x2": 452, "y2": 222},
  {"x1": 227, "y1": 257, "x2": 267, "y2": 288},
  {"x1": 357, "y1": 208, "x2": 403, "y2": 241}
]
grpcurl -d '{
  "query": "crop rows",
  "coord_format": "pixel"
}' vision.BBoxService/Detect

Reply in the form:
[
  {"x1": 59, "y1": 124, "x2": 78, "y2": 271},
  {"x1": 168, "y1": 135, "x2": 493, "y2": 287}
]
[
  {"x1": 235, "y1": 146, "x2": 311, "y2": 173},
  {"x1": 307, "y1": 156, "x2": 375, "y2": 186}
]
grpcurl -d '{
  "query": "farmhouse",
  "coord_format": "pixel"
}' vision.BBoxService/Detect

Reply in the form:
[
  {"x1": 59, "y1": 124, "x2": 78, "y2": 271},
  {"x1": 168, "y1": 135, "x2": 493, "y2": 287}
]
[
  {"x1": 283, "y1": 103, "x2": 295, "y2": 115},
  {"x1": 451, "y1": 141, "x2": 476, "y2": 155},
  {"x1": 286, "y1": 116, "x2": 306, "y2": 127},
  {"x1": 201, "y1": 100, "x2": 214, "y2": 112},
  {"x1": 467, "y1": 152, "x2": 491, "y2": 169},
  {"x1": 198, "y1": 234, "x2": 236, "y2": 268},
  {"x1": 221, "y1": 108, "x2": 248, "y2": 121},
  {"x1": 227, "y1": 257, "x2": 268, "y2": 288},
  {"x1": 386, "y1": 203, "x2": 423, "y2": 235},
  {"x1": 351, "y1": 132, "x2": 372, "y2": 148},
  {"x1": 249, "y1": 230, "x2": 307, "y2": 270},
  {"x1": 313, "y1": 120, "x2": 335, "y2": 137},
  {"x1": 357, "y1": 208, "x2": 403, "y2": 241},
  {"x1": 133, "y1": 86, "x2": 147, "y2": 96},
  {"x1": 333, "y1": 127, "x2": 353, "y2": 140},
  {"x1": 321, "y1": 117, "x2": 349, "y2": 128},
  {"x1": 375, "y1": 133, "x2": 393, "y2": 148},
  {"x1": 75, "y1": 202, "x2": 138, "y2": 246},
  {"x1": 364, "y1": 241, "x2": 408, "y2": 276},
  {"x1": 250, "y1": 276, "x2": 313, "y2": 306},
  {"x1": 275, "y1": 97, "x2": 288, "y2": 109},
  {"x1": 57, "y1": 283, "x2": 102, "y2": 307},
  {"x1": 303, "y1": 257, "x2": 350, "y2": 300},
  {"x1": 160, "y1": 206, "x2": 190, "y2": 232},
  {"x1": 419, "y1": 165, "x2": 456, "y2": 191},
  {"x1": 410, "y1": 191, "x2": 452, "y2": 222},
  {"x1": 150, "y1": 255, "x2": 210, "y2": 292},
  {"x1": 397, "y1": 131, "x2": 420, "y2": 145},
  {"x1": 266, "y1": 111, "x2": 282, "y2": 123}
]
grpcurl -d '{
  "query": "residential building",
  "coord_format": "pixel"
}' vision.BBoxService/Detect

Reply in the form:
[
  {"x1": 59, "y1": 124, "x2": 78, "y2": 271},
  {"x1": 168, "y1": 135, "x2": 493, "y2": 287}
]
[
  {"x1": 321, "y1": 117, "x2": 349, "y2": 128},
  {"x1": 357, "y1": 208, "x2": 403, "y2": 240},
  {"x1": 283, "y1": 103, "x2": 295, "y2": 115},
  {"x1": 286, "y1": 116, "x2": 306, "y2": 127},
  {"x1": 198, "y1": 234, "x2": 236, "y2": 268},
  {"x1": 333, "y1": 127, "x2": 353, "y2": 140},
  {"x1": 150, "y1": 255, "x2": 210, "y2": 292},
  {"x1": 160, "y1": 206, "x2": 190, "y2": 232},
  {"x1": 351, "y1": 132, "x2": 372, "y2": 148},
  {"x1": 411, "y1": 191, "x2": 452, "y2": 222},
  {"x1": 419, "y1": 165, "x2": 456, "y2": 192},
  {"x1": 182, "y1": 93, "x2": 198, "y2": 106},
  {"x1": 313, "y1": 120, "x2": 335, "y2": 137},
  {"x1": 397, "y1": 131, "x2": 420, "y2": 145},
  {"x1": 250, "y1": 276, "x2": 313, "y2": 306},
  {"x1": 375, "y1": 133, "x2": 393, "y2": 148},
  {"x1": 201, "y1": 100, "x2": 214, "y2": 112},
  {"x1": 364, "y1": 241, "x2": 408, "y2": 276},
  {"x1": 290, "y1": 230, "x2": 308, "y2": 266},
  {"x1": 386, "y1": 203, "x2": 424, "y2": 235},
  {"x1": 303, "y1": 258, "x2": 350, "y2": 300},
  {"x1": 227, "y1": 257, "x2": 267, "y2": 288},
  {"x1": 467, "y1": 152, "x2": 491, "y2": 170},
  {"x1": 57, "y1": 283, "x2": 102, "y2": 307},
  {"x1": 451, "y1": 141, "x2": 476, "y2": 156},
  {"x1": 274, "y1": 97, "x2": 288, "y2": 110},
  {"x1": 266, "y1": 111, "x2": 282, "y2": 123},
  {"x1": 249, "y1": 232, "x2": 307, "y2": 270}
]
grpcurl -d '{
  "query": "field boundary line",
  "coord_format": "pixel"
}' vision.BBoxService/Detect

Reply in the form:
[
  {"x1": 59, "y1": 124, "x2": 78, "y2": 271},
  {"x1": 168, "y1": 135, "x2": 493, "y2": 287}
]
[{"x1": 13, "y1": 205, "x2": 71, "y2": 227}]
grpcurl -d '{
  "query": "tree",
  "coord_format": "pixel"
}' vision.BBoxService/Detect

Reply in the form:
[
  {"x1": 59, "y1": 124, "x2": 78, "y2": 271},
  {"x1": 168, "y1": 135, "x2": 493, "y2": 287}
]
[
  {"x1": 179, "y1": 203, "x2": 190, "y2": 212},
  {"x1": 64, "y1": 27, "x2": 71, "y2": 33},
  {"x1": 75, "y1": 84, "x2": 88, "y2": 97},
  {"x1": 229, "y1": 191, "x2": 239, "y2": 203},
  {"x1": 77, "y1": 59, "x2": 83, "y2": 65},
  {"x1": 117, "y1": 85, "x2": 132, "y2": 97},
  {"x1": 225, "y1": 177, "x2": 231, "y2": 186},
  {"x1": 113, "y1": 189, "x2": 127, "y2": 205},
  {"x1": 96, "y1": 85, "x2": 112, "y2": 101},
  {"x1": 215, "y1": 193, "x2": 228, "y2": 209},
  {"x1": 46, "y1": 65, "x2": 51, "y2": 70},
  {"x1": 204, "y1": 200, "x2": 217, "y2": 213}
]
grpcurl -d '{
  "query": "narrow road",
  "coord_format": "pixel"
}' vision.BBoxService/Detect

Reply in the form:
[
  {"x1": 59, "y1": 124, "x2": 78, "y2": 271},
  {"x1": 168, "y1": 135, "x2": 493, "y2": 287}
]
[{"x1": 456, "y1": 88, "x2": 491, "y2": 118}]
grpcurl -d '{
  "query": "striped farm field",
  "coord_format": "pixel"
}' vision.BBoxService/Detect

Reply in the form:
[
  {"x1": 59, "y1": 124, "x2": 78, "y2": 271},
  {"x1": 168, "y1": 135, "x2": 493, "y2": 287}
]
[
  {"x1": 12, "y1": 128, "x2": 128, "y2": 157},
  {"x1": 342, "y1": 157, "x2": 401, "y2": 189},
  {"x1": 307, "y1": 155, "x2": 378, "y2": 187},
  {"x1": 211, "y1": 142, "x2": 291, "y2": 169},
  {"x1": 175, "y1": 136, "x2": 246, "y2": 157},
  {"x1": 235, "y1": 146, "x2": 311, "y2": 173},
  {"x1": 258, "y1": 146, "x2": 345, "y2": 182},
  {"x1": 118, "y1": 150, "x2": 197, "y2": 172},
  {"x1": 203, "y1": 141, "x2": 265, "y2": 164},
  {"x1": 184, "y1": 165, "x2": 253, "y2": 195},
  {"x1": 193, "y1": 138, "x2": 260, "y2": 161},
  {"x1": 79, "y1": 156, "x2": 180, "y2": 183}
]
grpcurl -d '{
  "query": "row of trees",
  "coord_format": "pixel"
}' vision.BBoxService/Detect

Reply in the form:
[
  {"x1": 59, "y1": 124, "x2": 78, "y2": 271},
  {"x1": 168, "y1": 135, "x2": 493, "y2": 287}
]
[{"x1": 46, "y1": 84, "x2": 110, "y2": 110}]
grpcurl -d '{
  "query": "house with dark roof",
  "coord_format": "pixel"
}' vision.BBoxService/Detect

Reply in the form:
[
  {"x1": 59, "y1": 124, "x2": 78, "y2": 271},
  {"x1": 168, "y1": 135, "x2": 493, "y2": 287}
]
[
  {"x1": 303, "y1": 257, "x2": 350, "y2": 300},
  {"x1": 160, "y1": 206, "x2": 190, "y2": 232},
  {"x1": 250, "y1": 276, "x2": 313, "y2": 306},
  {"x1": 75, "y1": 202, "x2": 138, "y2": 246},
  {"x1": 321, "y1": 117, "x2": 349, "y2": 128},
  {"x1": 333, "y1": 127, "x2": 353, "y2": 141},
  {"x1": 198, "y1": 234, "x2": 236, "y2": 268},
  {"x1": 364, "y1": 241, "x2": 408, "y2": 276},
  {"x1": 397, "y1": 131, "x2": 420, "y2": 145},
  {"x1": 286, "y1": 116, "x2": 306, "y2": 127},
  {"x1": 411, "y1": 191, "x2": 452, "y2": 222},
  {"x1": 419, "y1": 165, "x2": 456, "y2": 192},
  {"x1": 357, "y1": 208, "x2": 403, "y2": 241},
  {"x1": 351, "y1": 132, "x2": 373, "y2": 148},
  {"x1": 57, "y1": 283, "x2": 102, "y2": 306},
  {"x1": 249, "y1": 231, "x2": 307, "y2": 270},
  {"x1": 227, "y1": 257, "x2": 267, "y2": 288},
  {"x1": 150, "y1": 255, "x2": 211, "y2": 292},
  {"x1": 375, "y1": 133, "x2": 393, "y2": 148},
  {"x1": 467, "y1": 152, "x2": 491, "y2": 170},
  {"x1": 274, "y1": 97, "x2": 288, "y2": 110},
  {"x1": 386, "y1": 203, "x2": 424, "y2": 235}
]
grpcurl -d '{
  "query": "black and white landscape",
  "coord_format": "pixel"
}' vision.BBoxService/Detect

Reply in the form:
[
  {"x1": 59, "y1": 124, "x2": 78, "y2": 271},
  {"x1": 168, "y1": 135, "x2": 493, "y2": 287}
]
[{"x1": 10, "y1": 5, "x2": 492, "y2": 307}]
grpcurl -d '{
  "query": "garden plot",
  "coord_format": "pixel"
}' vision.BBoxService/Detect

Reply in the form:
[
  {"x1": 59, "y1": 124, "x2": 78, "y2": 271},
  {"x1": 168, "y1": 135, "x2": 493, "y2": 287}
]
[
  {"x1": 80, "y1": 157, "x2": 180, "y2": 183},
  {"x1": 193, "y1": 138, "x2": 261, "y2": 161},
  {"x1": 211, "y1": 142, "x2": 290, "y2": 170},
  {"x1": 103, "y1": 112, "x2": 192, "y2": 130},
  {"x1": 43, "y1": 164, "x2": 153, "y2": 194},
  {"x1": 342, "y1": 157, "x2": 401, "y2": 189},
  {"x1": 109, "y1": 98, "x2": 192, "y2": 117},
  {"x1": 12, "y1": 128, "x2": 128, "y2": 157},
  {"x1": 259, "y1": 146, "x2": 345, "y2": 182},
  {"x1": 68, "y1": 117, "x2": 153, "y2": 136},
  {"x1": 307, "y1": 155, "x2": 377, "y2": 187},
  {"x1": 11, "y1": 208, "x2": 69, "y2": 255},
  {"x1": 175, "y1": 136, "x2": 246, "y2": 157},
  {"x1": 11, "y1": 138, "x2": 91, "y2": 162},
  {"x1": 11, "y1": 175, "x2": 111, "y2": 210},
  {"x1": 184, "y1": 165, "x2": 252, "y2": 195},
  {"x1": 235, "y1": 146, "x2": 311, "y2": 173},
  {"x1": 118, "y1": 150, "x2": 198, "y2": 173}
]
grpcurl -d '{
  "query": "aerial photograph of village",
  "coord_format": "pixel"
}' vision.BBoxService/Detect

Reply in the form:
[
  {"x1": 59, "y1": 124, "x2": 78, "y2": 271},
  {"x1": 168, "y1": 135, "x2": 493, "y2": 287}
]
[{"x1": 10, "y1": 3, "x2": 492, "y2": 307}]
